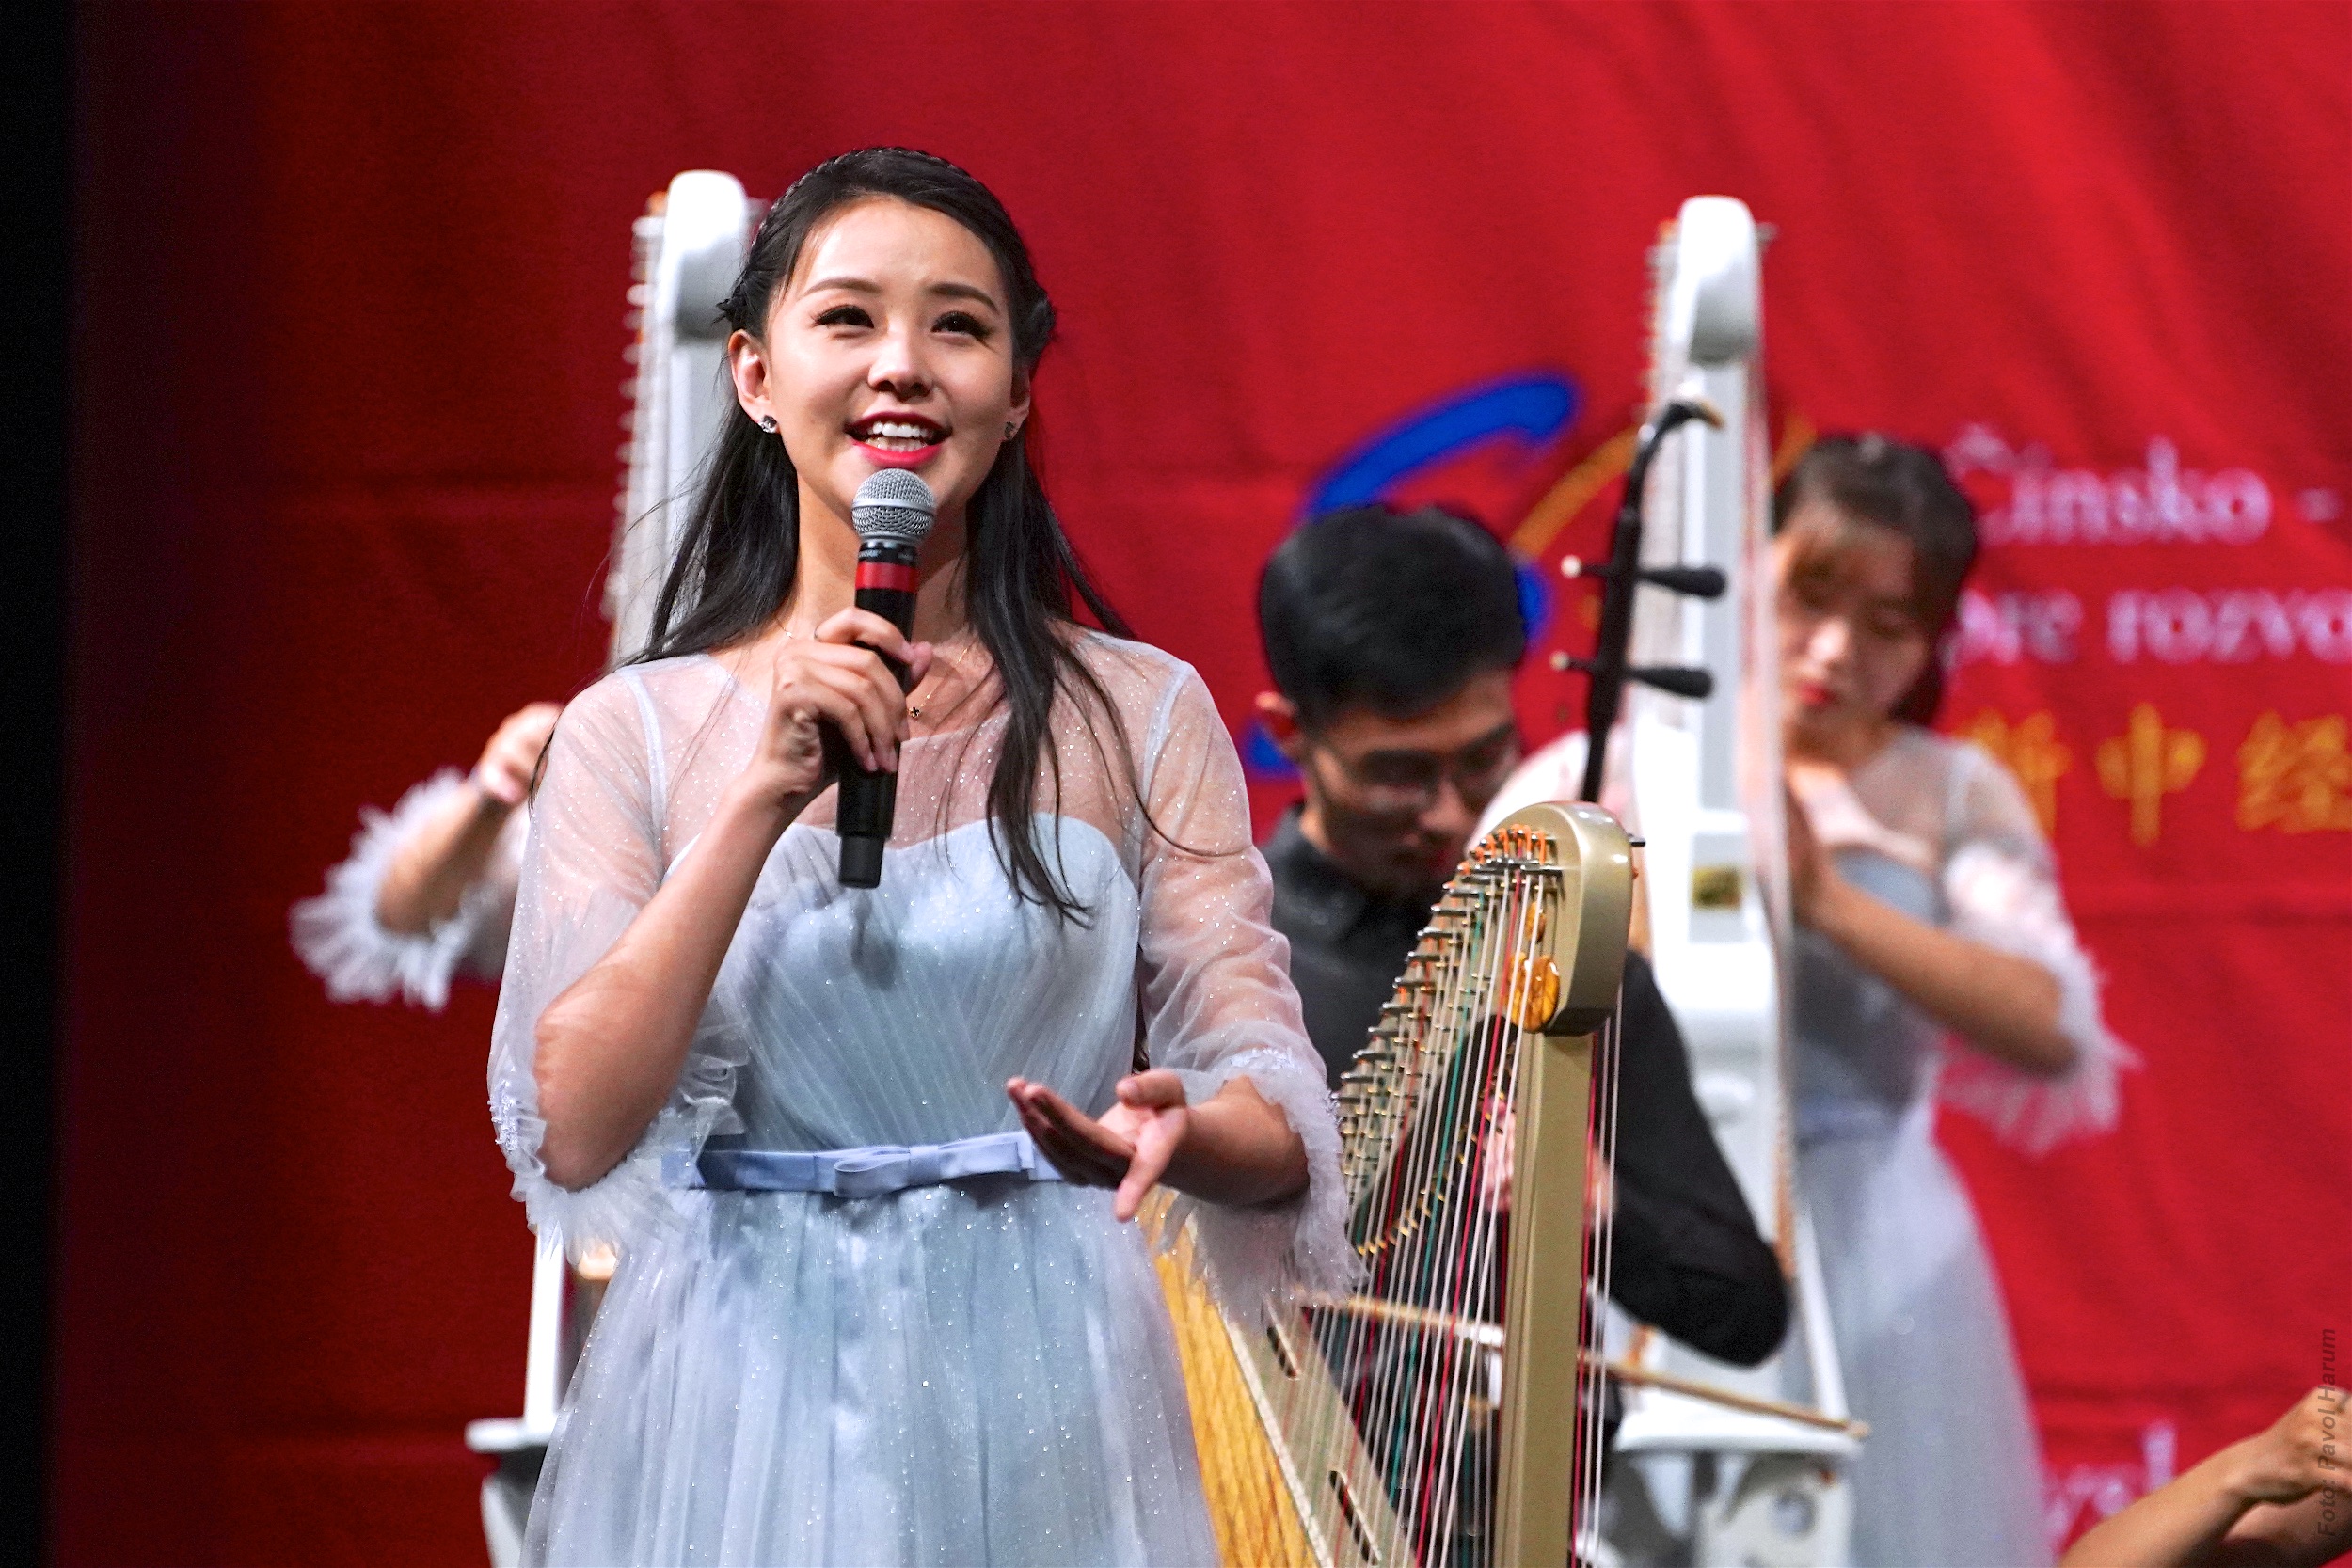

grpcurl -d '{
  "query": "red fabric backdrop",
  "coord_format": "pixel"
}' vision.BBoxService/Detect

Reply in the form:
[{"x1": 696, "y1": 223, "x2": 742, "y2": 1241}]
[{"x1": 62, "y1": 4, "x2": 2352, "y2": 1561}]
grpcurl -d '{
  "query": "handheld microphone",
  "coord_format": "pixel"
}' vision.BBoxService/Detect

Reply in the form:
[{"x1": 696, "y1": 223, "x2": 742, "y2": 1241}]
[{"x1": 836, "y1": 469, "x2": 937, "y2": 888}]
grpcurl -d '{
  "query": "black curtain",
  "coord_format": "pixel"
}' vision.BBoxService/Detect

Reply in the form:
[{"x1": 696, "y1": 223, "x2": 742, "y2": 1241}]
[{"x1": 3, "y1": 0, "x2": 72, "y2": 1554}]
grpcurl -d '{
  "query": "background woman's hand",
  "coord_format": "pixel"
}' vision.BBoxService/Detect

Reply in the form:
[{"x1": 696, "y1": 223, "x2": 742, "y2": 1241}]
[
  {"x1": 473, "y1": 702, "x2": 563, "y2": 807},
  {"x1": 739, "y1": 608, "x2": 933, "y2": 818},
  {"x1": 1008, "y1": 1070, "x2": 1190, "y2": 1222},
  {"x1": 373, "y1": 701, "x2": 559, "y2": 933},
  {"x1": 2060, "y1": 1384, "x2": 2348, "y2": 1567},
  {"x1": 2228, "y1": 1386, "x2": 2347, "y2": 1507}
]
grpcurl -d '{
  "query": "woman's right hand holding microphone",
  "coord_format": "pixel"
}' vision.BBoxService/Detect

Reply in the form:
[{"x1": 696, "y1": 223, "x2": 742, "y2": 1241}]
[{"x1": 732, "y1": 608, "x2": 933, "y2": 827}]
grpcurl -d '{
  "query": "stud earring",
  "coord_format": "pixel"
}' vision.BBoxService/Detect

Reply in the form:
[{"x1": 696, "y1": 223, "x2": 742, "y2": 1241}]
[
  {"x1": 1004, "y1": 421, "x2": 1017, "y2": 440},
  {"x1": 758, "y1": 415, "x2": 778, "y2": 434}
]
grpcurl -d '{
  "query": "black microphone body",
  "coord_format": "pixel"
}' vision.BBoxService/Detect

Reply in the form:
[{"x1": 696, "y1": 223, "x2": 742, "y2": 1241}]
[
  {"x1": 836, "y1": 470, "x2": 936, "y2": 888},
  {"x1": 835, "y1": 538, "x2": 919, "y2": 887}
]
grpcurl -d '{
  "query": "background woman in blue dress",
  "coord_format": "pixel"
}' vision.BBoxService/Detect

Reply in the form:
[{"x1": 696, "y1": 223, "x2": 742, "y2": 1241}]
[{"x1": 1776, "y1": 436, "x2": 2131, "y2": 1566}]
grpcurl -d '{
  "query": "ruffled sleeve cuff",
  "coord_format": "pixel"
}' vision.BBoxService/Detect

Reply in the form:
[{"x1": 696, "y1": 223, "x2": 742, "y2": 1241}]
[
  {"x1": 1938, "y1": 842, "x2": 2137, "y2": 1154},
  {"x1": 291, "y1": 769, "x2": 511, "y2": 1011},
  {"x1": 1164, "y1": 1044, "x2": 1361, "y2": 1322},
  {"x1": 489, "y1": 989, "x2": 753, "y2": 1266},
  {"x1": 491, "y1": 1097, "x2": 686, "y2": 1264}
]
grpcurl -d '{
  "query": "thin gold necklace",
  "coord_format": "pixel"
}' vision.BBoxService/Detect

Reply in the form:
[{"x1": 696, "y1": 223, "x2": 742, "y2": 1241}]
[
  {"x1": 911, "y1": 626, "x2": 984, "y2": 723},
  {"x1": 775, "y1": 622, "x2": 966, "y2": 721}
]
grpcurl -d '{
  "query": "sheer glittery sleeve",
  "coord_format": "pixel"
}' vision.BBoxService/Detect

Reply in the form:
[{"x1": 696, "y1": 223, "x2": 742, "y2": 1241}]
[
  {"x1": 1936, "y1": 740, "x2": 2134, "y2": 1153},
  {"x1": 1129, "y1": 661, "x2": 1357, "y2": 1315},
  {"x1": 290, "y1": 768, "x2": 523, "y2": 1010},
  {"x1": 486, "y1": 671, "x2": 747, "y2": 1260}
]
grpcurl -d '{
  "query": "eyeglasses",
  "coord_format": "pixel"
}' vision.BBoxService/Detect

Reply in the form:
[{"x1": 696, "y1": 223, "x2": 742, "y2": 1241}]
[{"x1": 1309, "y1": 729, "x2": 1521, "y2": 815}]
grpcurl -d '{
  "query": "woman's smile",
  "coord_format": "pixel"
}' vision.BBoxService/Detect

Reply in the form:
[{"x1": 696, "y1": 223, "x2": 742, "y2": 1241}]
[{"x1": 849, "y1": 409, "x2": 949, "y2": 467}]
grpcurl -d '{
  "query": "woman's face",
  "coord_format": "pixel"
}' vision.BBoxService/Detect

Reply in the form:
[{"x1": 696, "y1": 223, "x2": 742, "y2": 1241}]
[
  {"x1": 732, "y1": 196, "x2": 1029, "y2": 533},
  {"x1": 1773, "y1": 502, "x2": 1932, "y2": 739}
]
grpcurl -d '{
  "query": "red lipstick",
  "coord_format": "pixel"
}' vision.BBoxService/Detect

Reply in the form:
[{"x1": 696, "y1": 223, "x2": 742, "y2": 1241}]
[{"x1": 854, "y1": 441, "x2": 943, "y2": 470}]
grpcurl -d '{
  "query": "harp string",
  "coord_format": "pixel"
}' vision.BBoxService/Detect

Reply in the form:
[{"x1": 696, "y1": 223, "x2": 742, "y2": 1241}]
[
  {"x1": 1572, "y1": 994, "x2": 1625, "y2": 1562},
  {"x1": 1422, "y1": 868, "x2": 1496, "y2": 1557},
  {"x1": 1339, "y1": 857, "x2": 1480, "y2": 1558},
  {"x1": 1359, "y1": 920, "x2": 1425, "y2": 1527},
  {"x1": 1454, "y1": 860, "x2": 1535, "y2": 1555},
  {"x1": 1466, "y1": 859, "x2": 1525, "y2": 1556},
  {"x1": 1424, "y1": 866, "x2": 1514, "y2": 1555},
  {"x1": 1367, "y1": 875, "x2": 1483, "y2": 1558}
]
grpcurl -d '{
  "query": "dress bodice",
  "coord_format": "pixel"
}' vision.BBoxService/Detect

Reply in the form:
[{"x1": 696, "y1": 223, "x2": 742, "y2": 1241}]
[
  {"x1": 1792, "y1": 850, "x2": 1946, "y2": 1141},
  {"x1": 715, "y1": 816, "x2": 1139, "y2": 1152}
]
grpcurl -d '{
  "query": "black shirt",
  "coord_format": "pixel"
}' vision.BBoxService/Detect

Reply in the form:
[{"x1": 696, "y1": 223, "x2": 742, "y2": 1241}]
[{"x1": 1263, "y1": 807, "x2": 1788, "y2": 1369}]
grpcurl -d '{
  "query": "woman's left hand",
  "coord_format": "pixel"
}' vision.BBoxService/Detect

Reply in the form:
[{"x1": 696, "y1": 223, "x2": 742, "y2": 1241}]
[{"x1": 1008, "y1": 1070, "x2": 1189, "y2": 1223}]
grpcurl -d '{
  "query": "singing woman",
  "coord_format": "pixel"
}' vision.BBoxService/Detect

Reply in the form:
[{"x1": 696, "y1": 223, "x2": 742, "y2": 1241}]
[
  {"x1": 488, "y1": 149, "x2": 1349, "y2": 1566},
  {"x1": 1777, "y1": 435, "x2": 2129, "y2": 1566}
]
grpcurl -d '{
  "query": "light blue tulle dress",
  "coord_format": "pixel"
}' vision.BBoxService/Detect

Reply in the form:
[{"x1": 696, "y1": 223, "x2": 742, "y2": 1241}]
[
  {"x1": 487, "y1": 636, "x2": 1352, "y2": 1567},
  {"x1": 1790, "y1": 730, "x2": 2128, "y2": 1568}
]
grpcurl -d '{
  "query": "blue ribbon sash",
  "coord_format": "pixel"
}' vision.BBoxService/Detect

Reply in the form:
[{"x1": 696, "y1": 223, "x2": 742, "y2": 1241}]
[{"x1": 666, "y1": 1130, "x2": 1067, "y2": 1198}]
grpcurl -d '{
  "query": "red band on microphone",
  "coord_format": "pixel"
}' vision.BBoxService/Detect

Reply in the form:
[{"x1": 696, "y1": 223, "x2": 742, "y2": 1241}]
[{"x1": 856, "y1": 561, "x2": 918, "y2": 594}]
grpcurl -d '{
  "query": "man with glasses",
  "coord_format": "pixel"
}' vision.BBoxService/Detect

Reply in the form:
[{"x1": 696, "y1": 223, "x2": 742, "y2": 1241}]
[{"x1": 1253, "y1": 503, "x2": 1788, "y2": 1370}]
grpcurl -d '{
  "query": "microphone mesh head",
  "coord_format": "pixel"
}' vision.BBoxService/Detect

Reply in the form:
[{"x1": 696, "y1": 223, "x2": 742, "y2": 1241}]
[{"x1": 851, "y1": 469, "x2": 937, "y2": 547}]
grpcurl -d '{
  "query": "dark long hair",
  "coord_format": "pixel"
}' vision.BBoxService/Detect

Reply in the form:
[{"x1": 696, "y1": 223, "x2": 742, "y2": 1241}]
[
  {"x1": 638, "y1": 148, "x2": 1136, "y2": 919},
  {"x1": 1772, "y1": 433, "x2": 1979, "y2": 725}
]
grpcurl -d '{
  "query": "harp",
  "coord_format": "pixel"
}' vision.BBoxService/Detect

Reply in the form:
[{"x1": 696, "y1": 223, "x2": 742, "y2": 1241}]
[
  {"x1": 1597, "y1": 198, "x2": 1862, "y2": 1565},
  {"x1": 1165, "y1": 800, "x2": 1635, "y2": 1567},
  {"x1": 465, "y1": 169, "x2": 753, "y2": 1568}
]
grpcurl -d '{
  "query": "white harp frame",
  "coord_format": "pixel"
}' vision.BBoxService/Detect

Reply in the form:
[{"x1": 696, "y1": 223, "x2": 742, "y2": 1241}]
[
  {"x1": 1607, "y1": 198, "x2": 1861, "y2": 1568},
  {"x1": 462, "y1": 169, "x2": 754, "y2": 1568}
]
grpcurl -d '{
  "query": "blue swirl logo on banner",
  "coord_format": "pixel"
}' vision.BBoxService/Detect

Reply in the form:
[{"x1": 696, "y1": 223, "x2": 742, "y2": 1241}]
[{"x1": 1248, "y1": 371, "x2": 1581, "y2": 779}]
